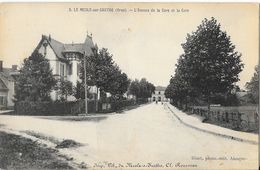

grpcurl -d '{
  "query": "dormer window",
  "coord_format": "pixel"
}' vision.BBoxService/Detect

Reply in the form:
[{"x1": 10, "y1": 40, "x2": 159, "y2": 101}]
[{"x1": 42, "y1": 40, "x2": 48, "y2": 57}]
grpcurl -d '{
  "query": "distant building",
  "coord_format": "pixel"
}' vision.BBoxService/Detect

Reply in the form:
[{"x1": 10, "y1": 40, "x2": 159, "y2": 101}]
[
  {"x1": 150, "y1": 86, "x2": 168, "y2": 102},
  {"x1": 34, "y1": 34, "x2": 99, "y2": 101},
  {"x1": 236, "y1": 91, "x2": 252, "y2": 104},
  {"x1": 0, "y1": 61, "x2": 19, "y2": 108}
]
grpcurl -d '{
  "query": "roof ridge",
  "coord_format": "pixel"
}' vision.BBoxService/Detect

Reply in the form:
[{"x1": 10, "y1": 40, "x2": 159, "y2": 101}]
[
  {"x1": 42, "y1": 34, "x2": 64, "y2": 45},
  {"x1": 2, "y1": 67, "x2": 12, "y2": 70},
  {"x1": 40, "y1": 34, "x2": 95, "y2": 59},
  {"x1": 50, "y1": 38, "x2": 64, "y2": 45},
  {"x1": 64, "y1": 43, "x2": 84, "y2": 45}
]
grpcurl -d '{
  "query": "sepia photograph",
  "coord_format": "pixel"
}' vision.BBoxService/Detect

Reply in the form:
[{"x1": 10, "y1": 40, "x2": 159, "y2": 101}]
[{"x1": 0, "y1": 2, "x2": 259, "y2": 170}]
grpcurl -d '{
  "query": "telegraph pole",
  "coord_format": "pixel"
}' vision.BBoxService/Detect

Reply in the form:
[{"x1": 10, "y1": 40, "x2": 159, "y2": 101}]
[
  {"x1": 84, "y1": 51, "x2": 88, "y2": 114},
  {"x1": 258, "y1": 5, "x2": 260, "y2": 168}
]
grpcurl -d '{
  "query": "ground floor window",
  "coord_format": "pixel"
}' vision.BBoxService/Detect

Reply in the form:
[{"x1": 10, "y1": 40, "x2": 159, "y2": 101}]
[
  {"x1": 60, "y1": 63, "x2": 65, "y2": 77},
  {"x1": 0, "y1": 96, "x2": 7, "y2": 106}
]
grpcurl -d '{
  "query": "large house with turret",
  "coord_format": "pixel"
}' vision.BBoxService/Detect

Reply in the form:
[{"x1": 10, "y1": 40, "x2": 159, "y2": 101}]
[{"x1": 34, "y1": 34, "x2": 99, "y2": 101}]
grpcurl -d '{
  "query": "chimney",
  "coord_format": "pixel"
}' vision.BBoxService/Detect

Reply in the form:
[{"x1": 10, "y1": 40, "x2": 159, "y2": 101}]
[
  {"x1": 0, "y1": 61, "x2": 2, "y2": 72},
  {"x1": 86, "y1": 31, "x2": 92, "y2": 39},
  {"x1": 48, "y1": 34, "x2": 51, "y2": 41},
  {"x1": 12, "y1": 65, "x2": 17, "y2": 71}
]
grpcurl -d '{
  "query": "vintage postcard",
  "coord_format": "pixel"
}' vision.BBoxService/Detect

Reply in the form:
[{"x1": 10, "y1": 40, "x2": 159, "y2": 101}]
[{"x1": 0, "y1": 2, "x2": 259, "y2": 170}]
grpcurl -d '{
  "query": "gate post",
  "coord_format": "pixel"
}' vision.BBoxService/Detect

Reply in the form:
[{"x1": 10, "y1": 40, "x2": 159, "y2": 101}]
[
  {"x1": 225, "y1": 112, "x2": 229, "y2": 122},
  {"x1": 237, "y1": 112, "x2": 242, "y2": 129}
]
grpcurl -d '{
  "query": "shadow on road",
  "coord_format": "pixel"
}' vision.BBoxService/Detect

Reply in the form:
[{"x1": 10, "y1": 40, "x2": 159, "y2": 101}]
[{"x1": 39, "y1": 116, "x2": 108, "y2": 122}]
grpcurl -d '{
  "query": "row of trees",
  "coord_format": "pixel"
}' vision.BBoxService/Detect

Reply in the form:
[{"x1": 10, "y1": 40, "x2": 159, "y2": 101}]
[
  {"x1": 128, "y1": 78, "x2": 155, "y2": 100},
  {"x1": 15, "y1": 48, "x2": 155, "y2": 103},
  {"x1": 246, "y1": 66, "x2": 259, "y2": 103},
  {"x1": 165, "y1": 17, "x2": 244, "y2": 112},
  {"x1": 78, "y1": 48, "x2": 130, "y2": 101},
  {"x1": 15, "y1": 48, "x2": 130, "y2": 102}
]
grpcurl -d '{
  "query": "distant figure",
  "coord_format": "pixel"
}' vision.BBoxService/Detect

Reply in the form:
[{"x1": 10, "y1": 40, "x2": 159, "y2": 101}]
[
  {"x1": 156, "y1": 101, "x2": 158, "y2": 104},
  {"x1": 161, "y1": 102, "x2": 163, "y2": 105}
]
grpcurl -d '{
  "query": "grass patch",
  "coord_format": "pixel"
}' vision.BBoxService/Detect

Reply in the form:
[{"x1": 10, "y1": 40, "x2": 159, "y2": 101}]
[
  {"x1": 56, "y1": 139, "x2": 83, "y2": 149},
  {"x1": 22, "y1": 130, "x2": 60, "y2": 145},
  {"x1": 0, "y1": 131, "x2": 73, "y2": 169}
]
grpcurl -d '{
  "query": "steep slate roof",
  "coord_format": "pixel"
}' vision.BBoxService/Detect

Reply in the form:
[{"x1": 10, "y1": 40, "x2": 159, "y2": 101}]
[
  {"x1": 47, "y1": 37, "x2": 66, "y2": 60},
  {"x1": 155, "y1": 86, "x2": 166, "y2": 91},
  {"x1": 0, "y1": 68, "x2": 15, "y2": 81},
  {"x1": 39, "y1": 35, "x2": 96, "y2": 60},
  {"x1": 0, "y1": 78, "x2": 8, "y2": 90},
  {"x1": 83, "y1": 35, "x2": 96, "y2": 56},
  {"x1": 0, "y1": 68, "x2": 19, "y2": 91},
  {"x1": 63, "y1": 44, "x2": 84, "y2": 53}
]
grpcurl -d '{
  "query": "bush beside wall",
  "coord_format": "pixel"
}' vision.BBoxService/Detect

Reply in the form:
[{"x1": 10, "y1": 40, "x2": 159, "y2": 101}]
[
  {"x1": 14, "y1": 99, "x2": 148, "y2": 116},
  {"x1": 14, "y1": 100, "x2": 97, "y2": 116}
]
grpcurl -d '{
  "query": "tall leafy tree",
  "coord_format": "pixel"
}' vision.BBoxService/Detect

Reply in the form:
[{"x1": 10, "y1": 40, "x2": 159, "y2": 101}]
[
  {"x1": 73, "y1": 81, "x2": 94, "y2": 100},
  {"x1": 246, "y1": 65, "x2": 259, "y2": 103},
  {"x1": 128, "y1": 78, "x2": 155, "y2": 99},
  {"x1": 179, "y1": 17, "x2": 244, "y2": 111},
  {"x1": 80, "y1": 48, "x2": 130, "y2": 99},
  {"x1": 55, "y1": 79, "x2": 73, "y2": 101},
  {"x1": 166, "y1": 55, "x2": 198, "y2": 109},
  {"x1": 15, "y1": 52, "x2": 56, "y2": 102},
  {"x1": 128, "y1": 79, "x2": 140, "y2": 97},
  {"x1": 109, "y1": 68, "x2": 130, "y2": 96}
]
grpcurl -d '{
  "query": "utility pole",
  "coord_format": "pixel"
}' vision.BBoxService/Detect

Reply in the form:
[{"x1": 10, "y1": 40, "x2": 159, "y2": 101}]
[
  {"x1": 258, "y1": 5, "x2": 260, "y2": 168},
  {"x1": 84, "y1": 52, "x2": 88, "y2": 114}
]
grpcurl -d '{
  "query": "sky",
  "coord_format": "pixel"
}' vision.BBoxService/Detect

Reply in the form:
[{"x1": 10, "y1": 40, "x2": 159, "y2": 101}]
[{"x1": 0, "y1": 3, "x2": 259, "y2": 89}]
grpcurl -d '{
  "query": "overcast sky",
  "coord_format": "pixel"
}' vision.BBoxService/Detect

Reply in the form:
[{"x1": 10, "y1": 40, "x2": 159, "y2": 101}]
[{"x1": 0, "y1": 3, "x2": 258, "y2": 89}]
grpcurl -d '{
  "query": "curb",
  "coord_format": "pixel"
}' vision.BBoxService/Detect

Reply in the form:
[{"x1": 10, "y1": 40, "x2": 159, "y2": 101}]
[{"x1": 166, "y1": 104, "x2": 258, "y2": 145}]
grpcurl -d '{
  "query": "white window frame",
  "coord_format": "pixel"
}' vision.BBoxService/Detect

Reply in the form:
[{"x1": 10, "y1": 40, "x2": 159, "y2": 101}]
[
  {"x1": 60, "y1": 63, "x2": 66, "y2": 77},
  {"x1": 0, "y1": 95, "x2": 7, "y2": 106}
]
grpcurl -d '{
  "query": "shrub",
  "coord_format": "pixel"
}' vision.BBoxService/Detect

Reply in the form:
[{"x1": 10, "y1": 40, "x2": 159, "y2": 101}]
[
  {"x1": 14, "y1": 100, "x2": 97, "y2": 115},
  {"x1": 14, "y1": 98, "x2": 147, "y2": 116}
]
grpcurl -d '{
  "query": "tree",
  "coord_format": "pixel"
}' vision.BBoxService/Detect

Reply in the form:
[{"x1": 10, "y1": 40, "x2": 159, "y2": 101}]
[
  {"x1": 178, "y1": 17, "x2": 244, "y2": 112},
  {"x1": 246, "y1": 65, "x2": 259, "y2": 103},
  {"x1": 128, "y1": 79, "x2": 140, "y2": 97},
  {"x1": 139, "y1": 78, "x2": 155, "y2": 99},
  {"x1": 128, "y1": 78, "x2": 155, "y2": 99},
  {"x1": 55, "y1": 79, "x2": 73, "y2": 101},
  {"x1": 74, "y1": 81, "x2": 84, "y2": 99},
  {"x1": 165, "y1": 76, "x2": 189, "y2": 109},
  {"x1": 165, "y1": 55, "x2": 198, "y2": 109},
  {"x1": 73, "y1": 81, "x2": 94, "y2": 100},
  {"x1": 108, "y1": 69, "x2": 130, "y2": 97},
  {"x1": 79, "y1": 48, "x2": 130, "y2": 100},
  {"x1": 15, "y1": 52, "x2": 56, "y2": 102}
]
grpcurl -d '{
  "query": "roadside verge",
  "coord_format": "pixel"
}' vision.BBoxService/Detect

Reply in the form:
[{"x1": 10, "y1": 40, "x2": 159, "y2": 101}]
[{"x1": 166, "y1": 103, "x2": 258, "y2": 145}]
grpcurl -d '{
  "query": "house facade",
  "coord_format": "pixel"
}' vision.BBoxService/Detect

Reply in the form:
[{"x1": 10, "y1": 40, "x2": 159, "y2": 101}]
[
  {"x1": 34, "y1": 34, "x2": 99, "y2": 101},
  {"x1": 150, "y1": 86, "x2": 168, "y2": 102},
  {"x1": 0, "y1": 61, "x2": 19, "y2": 108}
]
